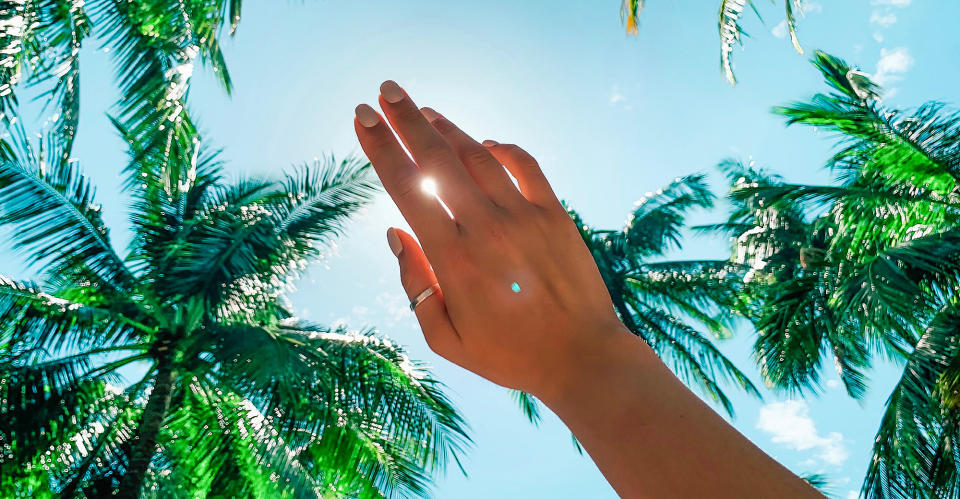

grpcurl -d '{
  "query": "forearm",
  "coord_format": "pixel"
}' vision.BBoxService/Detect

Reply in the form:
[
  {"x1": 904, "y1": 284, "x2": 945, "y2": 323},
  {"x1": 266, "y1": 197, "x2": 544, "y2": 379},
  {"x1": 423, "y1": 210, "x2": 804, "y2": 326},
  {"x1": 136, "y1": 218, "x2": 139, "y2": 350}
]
[{"x1": 535, "y1": 325, "x2": 823, "y2": 499}]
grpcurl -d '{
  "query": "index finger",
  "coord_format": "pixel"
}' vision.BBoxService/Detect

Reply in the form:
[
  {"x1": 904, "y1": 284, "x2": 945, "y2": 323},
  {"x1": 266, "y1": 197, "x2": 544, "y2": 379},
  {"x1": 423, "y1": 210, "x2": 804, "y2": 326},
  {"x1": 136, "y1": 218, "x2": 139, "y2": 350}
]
[
  {"x1": 354, "y1": 104, "x2": 457, "y2": 244},
  {"x1": 377, "y1": 81, "x2": 491, "y2": 223}
]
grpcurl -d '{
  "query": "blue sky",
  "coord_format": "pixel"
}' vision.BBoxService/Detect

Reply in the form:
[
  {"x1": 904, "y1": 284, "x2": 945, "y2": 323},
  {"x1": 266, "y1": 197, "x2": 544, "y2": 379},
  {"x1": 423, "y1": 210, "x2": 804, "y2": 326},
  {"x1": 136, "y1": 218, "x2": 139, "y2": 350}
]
[{"x1": 7, "y1": 0, "x2": 960, "y2": 497}]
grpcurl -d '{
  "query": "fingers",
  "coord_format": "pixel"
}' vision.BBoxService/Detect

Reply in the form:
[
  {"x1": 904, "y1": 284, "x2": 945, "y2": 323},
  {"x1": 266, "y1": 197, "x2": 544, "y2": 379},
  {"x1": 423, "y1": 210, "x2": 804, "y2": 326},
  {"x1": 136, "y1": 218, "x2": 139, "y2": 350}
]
[
  {"x1": 354, "y1": 105, "x2": 457, "y2": 243},
  {"x1": 387, "y1": 227, "x2": 461, "y2": 357},
  {"x1": 483, "y1": 142, "x2": 563, "y2": 211},
  {"x1": 377, "y1": 81, "x2": 491, "y2": 222},
  {"x1": 420, "y1": 107, "x2": 527, "y2": 208}
]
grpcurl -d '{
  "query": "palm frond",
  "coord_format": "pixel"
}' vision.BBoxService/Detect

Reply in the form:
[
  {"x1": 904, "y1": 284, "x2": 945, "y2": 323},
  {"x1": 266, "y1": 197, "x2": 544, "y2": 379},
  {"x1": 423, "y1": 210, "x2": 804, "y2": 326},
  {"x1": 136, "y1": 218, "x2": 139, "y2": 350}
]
[
  {"x1": 29, "y1": 0, "x2": 90, "y2": 163},
  {"x1": 154, "y1": 384, "x2": 320, "y2": 498},
  {"x1": 0, "y1": 157, "x2": 133, "y2": 290},
  {"x1": 0, "y1": 275, "x2": 142, "y2": 352},
  {"x1": 776, "y1": 52, "x2": 960, "y2": 191},
  {"x1": 783, "y1": 0, "x2": 803, "y2": 55},
  {"x1": 0, "y1": 351, "x2": 144, "y2": 484},
  {"x1": 801, "y1": 473, "x2": 831, "y2": 495},
  {"x1": 625, "y1": 299, "x2": 761, "y2": 416},
  {"x1": 270, "y1": 157, "x2": 378, "y2": 246},
  {"x1": 619, "y1": 174, "x2": 714, "y2": 258},
  {"x1": 169, "y1": 157, "x2": 376, "y2": 307},
  {"x1": 0, "y1": 0, "x2": 90, "y2": 162},
  {"x1": 627, "y1": 259, "x2": 746, "y2": 336},
  {"x1": 567, "y1": 175, "x2": 757, "y2": 419},
  {"x1": 718, "y1": 0, "x2": 752, "y2": 85},
  {"x1": 621, "y1": 0, "x2": 642, "y2": 35},
  {"x1": 187, "y1": 322, "x2": 469, "y2": 498},
  {"x1": 510, "y1": 390, "x2": 542, "y2": 426},
  {"x1": 863, "y1": 307, "x2": 960, "y2": 498}
]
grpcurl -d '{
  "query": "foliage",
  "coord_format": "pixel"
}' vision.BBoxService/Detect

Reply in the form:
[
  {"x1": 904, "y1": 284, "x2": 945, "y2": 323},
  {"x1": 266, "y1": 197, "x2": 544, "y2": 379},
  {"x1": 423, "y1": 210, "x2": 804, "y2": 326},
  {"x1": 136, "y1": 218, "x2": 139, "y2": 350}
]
[
  {"x1": 0, "y1": 130, "x2": 469, "y2": 497},
  {"x1": 715, "y1": 50, "x2": 960, "y2": 497},
  {"x1": 0, "y1": 0, "x2": 243, "y2": 167},
  {"x1": 620, "y1": 0, "x2": 807, "y2": 84}
]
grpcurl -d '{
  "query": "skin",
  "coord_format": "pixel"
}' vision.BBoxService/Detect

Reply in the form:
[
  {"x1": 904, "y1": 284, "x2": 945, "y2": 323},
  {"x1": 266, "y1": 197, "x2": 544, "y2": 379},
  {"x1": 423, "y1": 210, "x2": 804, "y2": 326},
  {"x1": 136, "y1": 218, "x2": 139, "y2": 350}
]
[{"x1": 353, "y1": 80, "x2": 823, "y2": 499}]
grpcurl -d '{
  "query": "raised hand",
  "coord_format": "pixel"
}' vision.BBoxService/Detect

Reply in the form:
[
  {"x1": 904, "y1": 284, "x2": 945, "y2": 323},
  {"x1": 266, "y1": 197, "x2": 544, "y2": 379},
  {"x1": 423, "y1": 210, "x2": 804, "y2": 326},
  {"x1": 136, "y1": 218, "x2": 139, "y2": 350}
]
[
  {"x1": 353, "y1": 80, "x2": 627, "y2": 400},
  {"x1": 353, "y1": 80, "x2": 822, "y2": 499}
]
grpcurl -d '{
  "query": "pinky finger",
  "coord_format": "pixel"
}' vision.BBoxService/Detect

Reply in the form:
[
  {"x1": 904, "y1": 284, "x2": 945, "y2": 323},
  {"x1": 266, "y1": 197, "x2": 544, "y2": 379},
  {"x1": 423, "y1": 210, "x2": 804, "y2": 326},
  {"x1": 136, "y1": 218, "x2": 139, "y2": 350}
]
[{"x1": 387, "y1": 227, "x2": 462, "y2": 357}]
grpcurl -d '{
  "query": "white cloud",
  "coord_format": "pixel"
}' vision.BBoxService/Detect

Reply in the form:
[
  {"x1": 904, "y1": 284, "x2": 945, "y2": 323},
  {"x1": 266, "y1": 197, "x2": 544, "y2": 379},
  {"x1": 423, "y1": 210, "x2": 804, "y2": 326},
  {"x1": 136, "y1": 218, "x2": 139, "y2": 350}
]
[
  {"x1": 803, "y1": 1, "x2": 823, "y2": 14},
  {"x1": 871, "y1": 0, "x2": 910, "y2": 6},
  {"x1": 873, "y1": 32, "x2": 884, "y2": 43},
  {"x1": 377, "y1": 291, "x2": 413, "y2": 325},
  {"x1": 756, "y1": 400, "x2": 849, "y2": 467},
  {"x1": 846, "y1": 491, "x2": 860, "y2": 499},
  {"x1": 873, "y1": 46, "x2": 914, "y2": 86},
  {"x1": 609, "y1": 85, "x2": 626, "y2": 105},
  {"x1": 351, "y1": 305, "x2": 369, "y2": 317},
  {"x1": 826, "y1": 379, "x2": 841, "y2": 389},
  {"x1": 870, "y1": 11, "x2": 897, "y2": 27},
  {"x1": 772, "y1": 20, "x2": 788, "y2": 39}
]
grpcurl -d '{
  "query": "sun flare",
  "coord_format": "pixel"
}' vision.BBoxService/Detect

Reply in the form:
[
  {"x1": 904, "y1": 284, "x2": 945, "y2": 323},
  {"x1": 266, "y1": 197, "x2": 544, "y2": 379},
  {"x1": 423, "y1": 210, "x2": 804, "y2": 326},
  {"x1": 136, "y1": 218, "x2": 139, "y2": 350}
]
[{"x1": 421, "y1": 177, "x2": 438, "y2": 196}]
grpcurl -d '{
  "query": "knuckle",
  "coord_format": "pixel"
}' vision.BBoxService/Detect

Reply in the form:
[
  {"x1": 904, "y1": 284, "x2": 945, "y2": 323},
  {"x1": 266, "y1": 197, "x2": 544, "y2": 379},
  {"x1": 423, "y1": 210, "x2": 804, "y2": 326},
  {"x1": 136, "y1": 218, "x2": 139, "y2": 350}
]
[
  {"x1": 393, "y1": 102, "x2": 424, "y2": 122},
  {"x1": 391, "y1": 174, "x2": 420, "y2": 201},
  {"x1": 362, "y1": 130, "x2": 393, "y2": 152},
  {"x1": 461, "y1": 146, "x2": 494, "y2": 167},
  {"x1": 498, "y1": 143, "x2": 520, "y2": 156},
  {"x1": 502, "y1": 144, "x2": 538, "y2": 167},
  {"x1": 431, "y1": 117, "x2": 458, "y2": 135},
  {"x1": 421, "y1": 141, "x2": 454, "y2": 161},
  {"x1": 519, "y1": 156, "x2": 540, "y2": 171}
]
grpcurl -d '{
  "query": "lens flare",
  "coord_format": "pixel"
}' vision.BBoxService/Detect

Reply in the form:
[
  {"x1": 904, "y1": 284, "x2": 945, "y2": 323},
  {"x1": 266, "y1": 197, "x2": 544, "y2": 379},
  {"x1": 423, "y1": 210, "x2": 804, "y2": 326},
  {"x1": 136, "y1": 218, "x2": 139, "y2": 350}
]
[
  {"x1": 420, "y1": 177, "x2": 454, "y2": 219},
  {"x1": 421, "y1": 177, "x2": 438, "y2": 196}
]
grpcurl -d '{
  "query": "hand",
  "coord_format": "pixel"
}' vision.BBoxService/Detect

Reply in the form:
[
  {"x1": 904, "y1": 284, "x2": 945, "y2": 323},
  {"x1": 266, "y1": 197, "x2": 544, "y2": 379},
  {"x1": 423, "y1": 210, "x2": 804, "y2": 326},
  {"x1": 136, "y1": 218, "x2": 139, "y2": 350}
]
[
  {"x1": 353, "y1": 80, "x2": 629, "y2": 398},
  {"x1": 353, "y1": 81, "x2": 822, "y2": 498}
]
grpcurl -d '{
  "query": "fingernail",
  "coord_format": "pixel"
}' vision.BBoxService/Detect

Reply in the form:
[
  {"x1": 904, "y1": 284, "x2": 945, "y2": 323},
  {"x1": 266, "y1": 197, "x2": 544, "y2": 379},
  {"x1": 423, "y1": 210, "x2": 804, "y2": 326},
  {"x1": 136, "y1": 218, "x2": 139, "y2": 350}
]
[
  {"x1": 355, "y1": 104, "x2": 380, "y2": 127},
  {"x1": 387, "y1": 227, "x2": 403, "y2": 257},
  {"x1": 420, "y1": 107, "x2": 441, "y2": 122},
  {"x1": 380, "y1": 80, "x2": 406, "y2": 103},
  {"x1": 482, "y1": 140, "x2": 498, "y2": 147}
]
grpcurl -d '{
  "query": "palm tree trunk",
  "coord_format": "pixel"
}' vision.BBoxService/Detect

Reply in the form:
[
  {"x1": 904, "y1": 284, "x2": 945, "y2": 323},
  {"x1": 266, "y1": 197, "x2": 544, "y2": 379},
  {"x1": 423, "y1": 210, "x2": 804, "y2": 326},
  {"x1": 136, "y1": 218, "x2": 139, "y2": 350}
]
[{"x1": 117, "y1": 350, "x2": 177, "y2": 498}]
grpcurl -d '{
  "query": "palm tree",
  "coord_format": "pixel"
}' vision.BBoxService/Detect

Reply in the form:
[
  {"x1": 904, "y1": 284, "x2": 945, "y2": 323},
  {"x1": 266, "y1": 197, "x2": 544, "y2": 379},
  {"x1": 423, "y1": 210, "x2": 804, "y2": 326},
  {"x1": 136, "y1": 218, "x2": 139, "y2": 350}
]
[
  {"x1": 715, "y1": 50, "x2": 960, "y2": 497},
  {"x1": 0, "y1": 124, "x2": 469, "y2": 496},
  {"x1": 620, "y1": 0, "x2": 806, "y2": 84},
  {"x1": 515, "y1": 175, "x2": 761, "y2": 427},
  {"x1": 1, "y1": 0, "x2": 241, "y2": 167}
]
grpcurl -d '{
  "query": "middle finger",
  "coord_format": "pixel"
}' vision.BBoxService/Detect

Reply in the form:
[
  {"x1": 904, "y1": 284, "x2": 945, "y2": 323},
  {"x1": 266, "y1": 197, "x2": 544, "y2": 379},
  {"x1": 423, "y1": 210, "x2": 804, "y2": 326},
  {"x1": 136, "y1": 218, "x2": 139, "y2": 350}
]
[{"x1": 378, "y1": 80, "x2": 491, "y2": 224}]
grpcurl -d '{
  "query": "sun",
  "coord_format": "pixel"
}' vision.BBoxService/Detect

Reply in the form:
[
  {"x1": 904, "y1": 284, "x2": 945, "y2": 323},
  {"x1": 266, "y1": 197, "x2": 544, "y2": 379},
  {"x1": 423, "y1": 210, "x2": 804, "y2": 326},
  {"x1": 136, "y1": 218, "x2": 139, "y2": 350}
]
[{"x1": 421, "y1": 177, "x2": 438, "y2": 196}]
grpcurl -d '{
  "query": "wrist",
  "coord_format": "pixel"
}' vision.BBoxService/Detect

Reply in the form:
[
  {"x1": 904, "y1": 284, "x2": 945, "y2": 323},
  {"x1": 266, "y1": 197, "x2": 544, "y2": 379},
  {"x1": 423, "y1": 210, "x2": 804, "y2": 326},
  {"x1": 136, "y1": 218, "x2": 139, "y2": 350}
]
[{"x1": 531, "y1": 320, "x2": 660, "y2": 408}]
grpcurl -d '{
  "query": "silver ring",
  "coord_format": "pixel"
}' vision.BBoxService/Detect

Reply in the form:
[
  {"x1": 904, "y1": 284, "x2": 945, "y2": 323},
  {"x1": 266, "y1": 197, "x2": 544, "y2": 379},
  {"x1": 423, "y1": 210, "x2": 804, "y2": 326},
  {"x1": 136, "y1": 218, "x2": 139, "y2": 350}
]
[{"x1": 409, "y1": 283, "x2": 441, "y2": 311}]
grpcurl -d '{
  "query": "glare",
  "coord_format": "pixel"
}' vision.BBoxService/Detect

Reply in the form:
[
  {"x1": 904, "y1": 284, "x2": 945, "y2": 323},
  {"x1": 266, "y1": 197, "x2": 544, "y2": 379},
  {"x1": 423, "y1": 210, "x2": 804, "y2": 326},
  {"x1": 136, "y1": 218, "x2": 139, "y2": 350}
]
[
  {"x1": 420, "y1": 177, "x2": 453, "y2": 219},
  {"x1": 421, "y1": 177, "x2": 438, "y2": 196}
]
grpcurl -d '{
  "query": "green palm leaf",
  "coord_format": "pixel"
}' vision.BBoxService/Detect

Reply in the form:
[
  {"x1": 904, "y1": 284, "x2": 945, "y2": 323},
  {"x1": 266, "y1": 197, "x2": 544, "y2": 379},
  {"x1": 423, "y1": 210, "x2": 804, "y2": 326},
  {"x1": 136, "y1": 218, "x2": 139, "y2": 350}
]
[
  {"x1": 0, "y1": 0, "x2": 90, "y2": 163},
  {"x1": 0, "y1": 157, "x2": 133, "y2": 289},
  {"x1": 190, "y1": 322, "x2": 469, "y2": 498},
  {"x1": 715, "y1": 51, "x2": 960, "y2": 496},
  {"x1": 551, "y1": 178, "x2": 759, "y2": 423}
]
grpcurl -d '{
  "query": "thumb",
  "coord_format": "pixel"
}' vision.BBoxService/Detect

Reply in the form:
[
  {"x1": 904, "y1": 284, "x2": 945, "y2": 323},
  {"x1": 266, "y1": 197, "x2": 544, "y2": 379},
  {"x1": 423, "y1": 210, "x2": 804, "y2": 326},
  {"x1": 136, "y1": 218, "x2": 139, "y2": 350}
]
[{"x1": 387, "y1": 227, "x2": 461, "y2": 356}]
